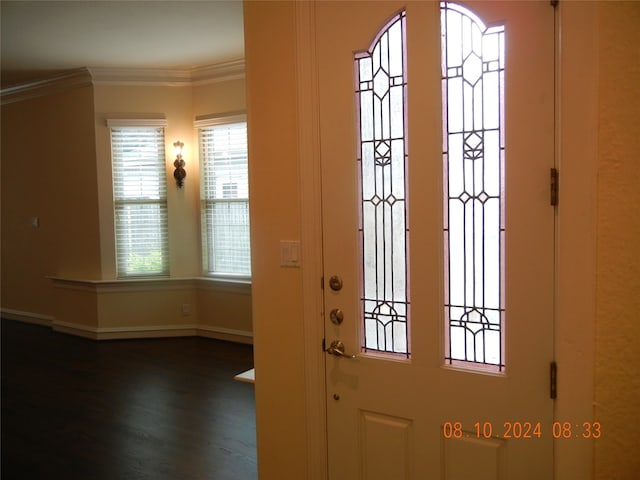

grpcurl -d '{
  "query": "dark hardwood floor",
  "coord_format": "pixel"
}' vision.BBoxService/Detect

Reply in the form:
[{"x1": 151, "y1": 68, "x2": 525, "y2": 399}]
[{"x1": 1, "y1": 319, "x2": 257, "y2": 480}]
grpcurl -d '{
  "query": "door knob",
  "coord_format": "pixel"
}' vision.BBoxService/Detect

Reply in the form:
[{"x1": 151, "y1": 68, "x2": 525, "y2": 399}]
[{"x1": 326, "y1": 340, "x2": 357, "y2": 359}]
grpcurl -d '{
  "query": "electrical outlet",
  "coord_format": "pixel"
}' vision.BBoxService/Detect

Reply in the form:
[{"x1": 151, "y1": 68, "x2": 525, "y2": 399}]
[{"x1": 181, "y1": 304, "x2": 191, "y2": 316}]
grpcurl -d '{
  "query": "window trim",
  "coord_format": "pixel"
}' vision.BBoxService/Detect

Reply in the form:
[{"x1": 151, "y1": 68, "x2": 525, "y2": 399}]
[
  {"x1": 108, "y1": 118, "x2": 170, "y2": 279},
  {"x1": 196, "y1": 112, "x2": 251, "y2": 280},
  {"x1": 107, "y1": 118, "x2": 167, "y2": 128},
  {"x1": 194, "y1": 112, "x2": 246, "y2": 129}
]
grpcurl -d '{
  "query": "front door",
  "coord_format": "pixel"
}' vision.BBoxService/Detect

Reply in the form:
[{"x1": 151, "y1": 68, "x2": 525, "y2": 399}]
[{"x1": 318, "y1": 1, "x2": 555, "y2": 478}]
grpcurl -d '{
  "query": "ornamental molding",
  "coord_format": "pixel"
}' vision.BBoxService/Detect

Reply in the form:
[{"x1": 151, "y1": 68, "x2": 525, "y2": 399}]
[
  {"x1": 0, "y1": 68, "x2": 93, "y2": 105},
  {"x1": 1, "y1": 59, "x2": 245, "y2": 104}
]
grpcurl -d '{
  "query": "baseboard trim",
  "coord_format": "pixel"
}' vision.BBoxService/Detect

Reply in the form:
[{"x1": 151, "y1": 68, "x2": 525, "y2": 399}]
[
  {"x1": 1, "y1": 308, "x2": 54, "y2": 327},
  {"x1": 2, "y1": 309, "x2": 253, "y2": 344},
  {"x1": 51, "y1": 321, "x2": 101, "y2": 340},
  {"x1": 52, "y1": 321, "x2": 200, "y2": 341},
  {"x1": 198, "y1": 325, "x2": 254, "y2": 345}
]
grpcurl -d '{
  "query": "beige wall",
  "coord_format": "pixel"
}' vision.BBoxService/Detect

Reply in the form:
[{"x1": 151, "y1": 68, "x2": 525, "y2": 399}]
[
  {"x1": 594, "y1": 2, "x2": 640, "y2": 478},
  {"x1": 244, "y1": 1, "x2": 308, "y2": 478},
  {"x1": 2, "y1": 76, "x2": 252, "y2": 340},
  {"x1": 94, "y1": 79, "x2": 248, "y2": 279},
  {"x1": 93, "y1": 84, "x2": 199, "y2": 279},
  {"x1": 1, "y1": 84, "x2": 101, "y2": 317},
  {"x1": 193, "y1": 78, "x2": 246, "y2": 118}
]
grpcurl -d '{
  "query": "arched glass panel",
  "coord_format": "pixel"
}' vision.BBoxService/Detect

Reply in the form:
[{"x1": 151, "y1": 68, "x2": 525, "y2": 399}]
[
  {"x1": 441, "y1": 2, "x2": 505, "y2": 371},
  {"x1": 355, "y1": 11, "x2": 409, "y2": 356}
]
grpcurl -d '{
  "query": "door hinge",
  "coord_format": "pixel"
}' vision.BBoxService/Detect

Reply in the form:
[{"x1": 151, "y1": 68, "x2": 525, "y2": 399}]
[
  {"x1": 322, "y1": 338, "x2": 326, "y2": 352},
  {"x1": 550, "y1": 0, "x2": 559, "y2": 8},
  {"x1": 550, "y1": 168, "x2": 559, "y2": 206},
  {"x1": 550, "y1": 361, "x2": 558, "y2": 399}
]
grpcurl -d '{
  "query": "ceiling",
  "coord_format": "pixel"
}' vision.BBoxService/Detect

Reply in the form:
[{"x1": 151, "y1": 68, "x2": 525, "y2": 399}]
[{"x1": 0, "y1": 0, "x2": 245, "y2": 88}]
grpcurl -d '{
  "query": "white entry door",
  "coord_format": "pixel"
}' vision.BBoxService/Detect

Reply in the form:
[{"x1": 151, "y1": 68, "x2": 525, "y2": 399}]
[{"x1": 318, "y1": 1, "x2": 555, "y2": 479}]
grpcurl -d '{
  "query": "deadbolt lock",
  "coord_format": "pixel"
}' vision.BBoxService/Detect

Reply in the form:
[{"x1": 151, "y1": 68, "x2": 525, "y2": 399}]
[
  {"x1": 329, "y1": 275, "x2": 343, "y2": 291},
  {"x1": 329, "y1": 308, "x2": 344, "y2": 325}
]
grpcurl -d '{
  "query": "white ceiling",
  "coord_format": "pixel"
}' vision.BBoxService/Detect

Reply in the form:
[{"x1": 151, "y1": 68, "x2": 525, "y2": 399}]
[{"x1": 0, "y1": 0, "x2": 245, "y2": 87}]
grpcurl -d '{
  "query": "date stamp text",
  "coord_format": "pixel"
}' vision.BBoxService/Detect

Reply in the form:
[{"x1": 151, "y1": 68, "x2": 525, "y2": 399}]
[{"x1": 442, "y1": 421, "x2": 601, "y2": 440}]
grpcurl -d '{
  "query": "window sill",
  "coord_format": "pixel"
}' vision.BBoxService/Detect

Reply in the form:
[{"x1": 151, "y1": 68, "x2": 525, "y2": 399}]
[
  {"x1": 202, "y1": 274, "x2": 251, "y2": 284},
  {"x1": 49, "y1": 276, "x2": 251, "y2": 295}
]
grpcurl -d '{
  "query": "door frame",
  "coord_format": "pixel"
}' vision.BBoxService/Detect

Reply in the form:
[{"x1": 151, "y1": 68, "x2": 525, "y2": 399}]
[{"x1": 294, "y1": 2, "x2": 596, "y2": 479}]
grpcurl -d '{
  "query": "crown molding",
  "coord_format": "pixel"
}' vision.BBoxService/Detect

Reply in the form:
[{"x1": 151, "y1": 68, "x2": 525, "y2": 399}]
[
  {"x1": 88, "y1": 66, "x2": 194, "y2": 87},
  {"x1": 89, "y1": 59, "x2": 245, "y2": 87},
  {"x1": 0, "y1": 68, "x2": 93, "y2": 105},
  {"x1": 1, "y1": 59, "x2": 246, "y2": 104},
  {"x1": 191, "y1": 59, "x2": 245, "y2": 85}
]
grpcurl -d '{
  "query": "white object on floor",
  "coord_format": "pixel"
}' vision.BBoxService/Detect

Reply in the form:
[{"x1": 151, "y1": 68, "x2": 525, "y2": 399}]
[{"x1": 234, "y1": 368, "x2": 255, "y2": 384}]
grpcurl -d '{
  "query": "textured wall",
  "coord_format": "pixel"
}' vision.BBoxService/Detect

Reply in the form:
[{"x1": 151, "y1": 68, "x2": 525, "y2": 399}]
[{"x1": 594, "y1": 2, "x2": 640, "y2": 479}]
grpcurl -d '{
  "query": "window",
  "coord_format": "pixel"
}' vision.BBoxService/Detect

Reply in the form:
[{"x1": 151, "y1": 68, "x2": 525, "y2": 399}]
[
  {"x1": 197, "y1": 115, "x2": 251, "y2": 277},
  {"x1": 108, "y1": 119, "x2": 169, "y2": 278},
  {"x1": 355, "y1": 12, "x2": 409, "y2": 356},
  {"x1": 441, "y1": 2, "x2": 505, "y2": 371}
]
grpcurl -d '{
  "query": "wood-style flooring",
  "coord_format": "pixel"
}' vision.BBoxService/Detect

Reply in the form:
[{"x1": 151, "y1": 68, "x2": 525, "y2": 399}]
[{"x1": 1, "y1": 319, "x2": 257, "y2": 480}]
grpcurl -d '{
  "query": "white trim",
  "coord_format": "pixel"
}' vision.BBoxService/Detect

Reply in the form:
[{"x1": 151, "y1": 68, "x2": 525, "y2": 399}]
[
  {"x1": 1, "y1": 60, "x2": 246, "y2": 104},
  {"x1": 194, "y1": 111, "x2": 247, "y2": 128},
  {"x1": 1, "y1": 308, "x2": 54, "y2": 327},
  {"x1": 95, "y1": 323, "x2": 198, "y2": 334},
  {"x1": 554, "y1": 2, "x2": 597, "y2": 478},
  {"x1": 2, "y1": 308, "x2": 253, "y2": 343},
  {"x1": 191, "y1": 59, "x2": 246, "y2": 85},
  {"x1": 50, "y1": 321, "x2": 100, "y2": 340},
  {"x1": 89, "y1": 59, "x2": 245, "y2": 87},
  {"x1": 106, "y1": 118, "x2": 167, "y2": 128},
  {"x1": 0, "y1": 68, "x2": 93, "y2": 105},
  {"x1": 195, "y1": 278, "x2": 251, "y2": 295},
  {"x1": 49, "y1": 276, "x2": 249, "y2": 294},
  {"x1": 50, "y1": 276, "x2": 192, "y2": 293},
  {"x1": 52, "y1": 321, "x2": 199, "y2": 340},
  {"x1": 295, "y1": 2, "x2": 329, "y2": 479},
  {"x1": 195, "y1": 276, "x2": 251, "y2": 291},
  {"x1": 197, "y1": 325, "x2": 254, "y2": 345},
  {"x1": 88, "y1": 67, "x2": 193, "y2": 87}
]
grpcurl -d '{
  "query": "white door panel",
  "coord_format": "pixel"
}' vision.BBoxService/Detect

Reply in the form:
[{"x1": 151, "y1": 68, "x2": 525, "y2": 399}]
[{"x1": 319, "y1": 2, "x2": 555, "y2": 478}]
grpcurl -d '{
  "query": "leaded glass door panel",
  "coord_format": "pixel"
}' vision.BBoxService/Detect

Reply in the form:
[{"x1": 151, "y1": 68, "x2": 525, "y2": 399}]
[{"x1": 317, "y1": 1, "x2": 555, "y2": 479}]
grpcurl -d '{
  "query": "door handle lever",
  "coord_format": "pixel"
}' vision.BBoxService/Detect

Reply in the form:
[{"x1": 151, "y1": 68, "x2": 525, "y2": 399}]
[{"x1": 325, "y1": 340, "x2": 357, "y2": 359}]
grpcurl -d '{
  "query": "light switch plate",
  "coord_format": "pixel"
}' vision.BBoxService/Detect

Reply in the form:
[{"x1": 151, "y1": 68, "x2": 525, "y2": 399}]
[{"x1": 280, "y1": 240, "x2": 301, "y2": 268}]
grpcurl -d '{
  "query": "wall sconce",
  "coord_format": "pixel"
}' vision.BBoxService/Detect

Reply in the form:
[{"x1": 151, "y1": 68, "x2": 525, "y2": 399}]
[{"x1": 173, "y1": 141, "x2": 186, "y2": 188}]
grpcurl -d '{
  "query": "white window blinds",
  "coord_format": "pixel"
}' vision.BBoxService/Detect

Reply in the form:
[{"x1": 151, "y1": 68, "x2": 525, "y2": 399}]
[
  {"x1": 109, "y1": 123, "x2": 169, "y2": 277},
  {"x1": 199, "y1": 119, "x2": 251, "y2": 277}
]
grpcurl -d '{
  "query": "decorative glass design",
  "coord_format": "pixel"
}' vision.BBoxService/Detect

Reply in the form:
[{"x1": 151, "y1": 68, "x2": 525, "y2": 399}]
[
  {"x1": 356, "y1": 11, "x2": 409, "y2": 356},
  {"x1": 441, "y1": 2, "x2": 505, "y2": 371}
]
